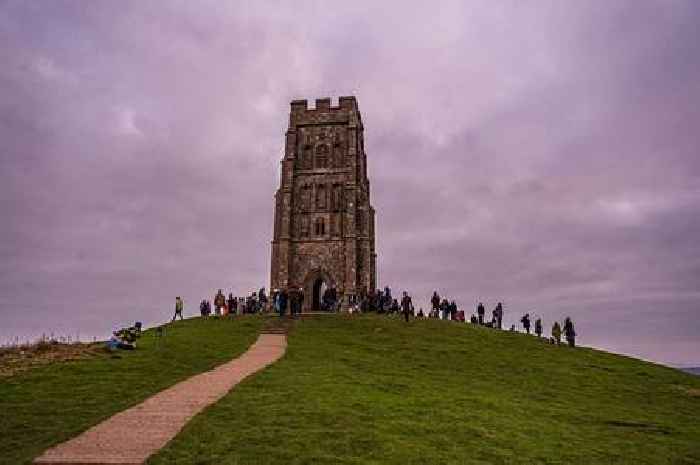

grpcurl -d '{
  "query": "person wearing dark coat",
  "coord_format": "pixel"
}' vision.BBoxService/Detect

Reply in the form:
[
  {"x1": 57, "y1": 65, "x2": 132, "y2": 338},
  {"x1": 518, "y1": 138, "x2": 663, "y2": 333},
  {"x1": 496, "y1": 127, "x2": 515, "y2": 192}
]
[
  {"x1": 449, "y1": 301, "x2": 457, "y2": 320},
  {"x1": 477, "y1": 302, "x2": 485, "y2": 325},
  {"x1": 227, "y1": 293, "x2": 236, "y2": 316},
  {"x1": 401, "y1": 291, "x2": 413, "y2": 323},
  {"x1": 431, "y1": 292, "x2": 441, "y2": 315},
  {"x1": 278, "y1": 289, "x2": 288, "y2": 317},
  {"x1": 564, "y1": 317, "x2": 576, "y2": 347},
  {"x1": 495, "y1": 302, "x2": 504, "y2": 329},
  {"x1": 521, "y1": 313, "x2": 531, "y2": 334}
]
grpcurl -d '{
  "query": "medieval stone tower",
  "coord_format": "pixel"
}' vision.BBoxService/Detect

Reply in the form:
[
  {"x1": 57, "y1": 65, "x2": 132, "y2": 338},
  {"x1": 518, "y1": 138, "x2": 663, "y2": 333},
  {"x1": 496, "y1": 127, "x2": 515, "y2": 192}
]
[{"x1": 270, "y1": 96, "x2": 377, "y2": 311}]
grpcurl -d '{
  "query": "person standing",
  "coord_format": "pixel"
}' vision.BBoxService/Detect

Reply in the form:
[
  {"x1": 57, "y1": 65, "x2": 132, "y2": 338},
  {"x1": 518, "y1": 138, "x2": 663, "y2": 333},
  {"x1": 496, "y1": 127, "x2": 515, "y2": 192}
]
[
  {"x1": 431, "y1": 292, "x2": 441, "y2": 317},
  {"x1": 535, "y1": 318, "x2": 543, "y2": 338},
  {"x1": 495, "y1": 302, "x2": 504, "y2": 329},
  {"x1": 298, "y1": 287, "x2": 305, "y2": 316},
  {"x1": 173, "y1": 296, "x2": 184, "y2": 321},
  {"x1": 214, "y1": 290, "x2": 225, "y2": 316},
  {"x1": 278, "y1": 289, "x2": 288, "y2": 317},
  {"x1": 477, "y1": 302, "x2": 485, "y2": 325},
  {"x1": 401, "y1": 291, "x2": 412, "y2": 323},
  {"x1": 564, "y1": 317, "x2": 576, "y2": 347},
  {"x1": 521, "y1": 313, "x2": 531, "y2": 334},
  {"x1": 227, "y1": 293, "x2": 236, "y2": 316},
  {"x1": 552, "y1": 321, "x2": 562, "y2": 345}
]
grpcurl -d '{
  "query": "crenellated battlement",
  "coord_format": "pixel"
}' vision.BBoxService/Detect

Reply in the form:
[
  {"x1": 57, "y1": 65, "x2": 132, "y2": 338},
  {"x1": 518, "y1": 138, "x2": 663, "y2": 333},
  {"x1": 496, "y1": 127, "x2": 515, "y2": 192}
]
[
  {"x1": 290, "y1": 96, "x2": 358, "y2": 113},
  {"x1": 289, "y1": 96, "x2": 360, "y2": 127}
]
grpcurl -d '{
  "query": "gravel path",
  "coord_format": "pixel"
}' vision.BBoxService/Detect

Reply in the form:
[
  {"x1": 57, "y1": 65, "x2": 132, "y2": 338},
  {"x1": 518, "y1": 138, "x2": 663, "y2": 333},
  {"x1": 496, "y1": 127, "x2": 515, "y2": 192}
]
[{"x1": 34, "y1": 333, "x2": 287, "y2": 465}]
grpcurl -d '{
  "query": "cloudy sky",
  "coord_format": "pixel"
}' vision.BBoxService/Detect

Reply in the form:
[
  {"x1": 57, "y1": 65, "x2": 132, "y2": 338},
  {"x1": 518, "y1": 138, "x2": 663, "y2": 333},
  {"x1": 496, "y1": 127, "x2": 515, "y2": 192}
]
[{"x1": 1, "y1": 1, "x2": 699, "y2": 366}]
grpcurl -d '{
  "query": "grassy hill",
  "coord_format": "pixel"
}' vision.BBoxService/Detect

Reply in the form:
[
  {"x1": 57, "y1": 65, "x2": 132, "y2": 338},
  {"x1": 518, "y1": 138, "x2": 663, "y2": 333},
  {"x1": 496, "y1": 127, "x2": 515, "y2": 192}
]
[
  {"x1": 2, "y1": 314, "x2": 699, "y2": 465},
  {"x1": 149, "y1": 315, "x2": 700, "y2": 465},
  {"x1": 0, "y1": 316, "x2": 263, "y2": 465}
]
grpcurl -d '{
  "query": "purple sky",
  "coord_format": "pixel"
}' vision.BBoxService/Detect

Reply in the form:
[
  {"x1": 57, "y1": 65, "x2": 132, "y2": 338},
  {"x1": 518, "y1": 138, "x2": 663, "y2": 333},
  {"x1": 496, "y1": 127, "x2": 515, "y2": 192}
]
[{"x1": 1, "y1": 1, "x2": 699, "y2": 366}]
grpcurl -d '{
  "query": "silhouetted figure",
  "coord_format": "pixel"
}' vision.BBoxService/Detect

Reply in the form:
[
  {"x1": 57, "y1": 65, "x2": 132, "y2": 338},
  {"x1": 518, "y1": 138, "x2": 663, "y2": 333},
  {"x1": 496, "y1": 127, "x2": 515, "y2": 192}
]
[
  {"x1": 258, "y1": 287, "x2": 267, "y2": 309},
  {"x1": 439, "y1": 299, "x2": 448, "y2": 320},
  {"x1": 214, "y1": 290, "x2": 226, "y2": 316},
  {"x1": 200, "y1": 299, "x2": 207, "y2": 317},
  {"x1": 470, "y1": 314, "x2": 478, "y2": 324},
  {"x1": 521, "y1": 313, "x2": 531, "y2": 334},
  {"x1": 564, "y1": 317, "x2": 576, "y2": 347},
  {"x1": 227, "y1": 293, "x2": 236, "y2": 316},
  {"x1": 278, "y1": 289, "x2": 288, "y2": 317},
  {"x1": 401, "y1": 291, "x2": 412, "y2": 322},
  {"x1": 535, "y1": 318, "x2": 543, "y2": 337},
  {"x1": 495, "y1": 302, "x2": 503, "y2": 329},
  {"x1": 298, "y1": 287, "x2": 304, "y2": 316},
  {"x1": 477, "y1": 302, "x2": 485, "y2": 325},
  {"x1": 431, "y1": 292, "x2": 441, "y2": 315},
  {"x1": 449, "y1": 301, "x2": 458, "y2": 320},
  {"x1": 173, "y1": 296, "x2": 184, "y2": 321},
  {"x1": 552, "y1": 321, "x2": 562, "y2": 345},
  {"x1": 417, "y1": 308, "x2": 425, "y2": 318}
]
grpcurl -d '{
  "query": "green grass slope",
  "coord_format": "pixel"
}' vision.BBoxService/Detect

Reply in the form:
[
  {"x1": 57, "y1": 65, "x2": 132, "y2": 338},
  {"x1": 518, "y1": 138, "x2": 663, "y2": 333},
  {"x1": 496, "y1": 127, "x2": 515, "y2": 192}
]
[
  {"x1": 150, "y1": 315, "x2": 700, "y2": 465},
  {"x1": 0, "y1": 316, "x2": 263, "y2": 465}
]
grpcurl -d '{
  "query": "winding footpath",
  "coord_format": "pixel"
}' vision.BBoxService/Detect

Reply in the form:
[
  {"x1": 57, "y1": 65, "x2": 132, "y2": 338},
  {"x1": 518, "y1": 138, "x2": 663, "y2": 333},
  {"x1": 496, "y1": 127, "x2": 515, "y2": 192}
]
[{"x1": 34, "y1": 333, "x2": 287, "y2": 465}]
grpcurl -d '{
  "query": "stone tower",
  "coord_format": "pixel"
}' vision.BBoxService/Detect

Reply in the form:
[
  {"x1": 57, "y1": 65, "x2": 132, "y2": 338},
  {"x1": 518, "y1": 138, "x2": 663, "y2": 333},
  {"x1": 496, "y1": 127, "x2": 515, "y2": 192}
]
[{"x1": 270, "y1": 97, "x2": 377, "y2": 311}]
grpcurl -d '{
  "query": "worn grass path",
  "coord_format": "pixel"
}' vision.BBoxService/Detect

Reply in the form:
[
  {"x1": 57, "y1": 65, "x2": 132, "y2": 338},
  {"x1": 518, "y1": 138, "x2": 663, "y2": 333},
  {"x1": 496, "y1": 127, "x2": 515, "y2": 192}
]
[
  {"x1": 0, "y1": 316, "x2": 263, "y2": 465},
  {"x1": 33, "y1": 333, "x2": 286, "y2": 465},
  {"x1": 150, "y1": 315, "x2": 700, "y2": 465}
]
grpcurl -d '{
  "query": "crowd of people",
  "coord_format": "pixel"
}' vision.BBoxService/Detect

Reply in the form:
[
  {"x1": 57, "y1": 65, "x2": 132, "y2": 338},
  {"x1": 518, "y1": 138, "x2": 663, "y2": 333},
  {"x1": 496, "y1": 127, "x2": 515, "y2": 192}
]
[
  {"x1": 171, "y1": 286, "x2": 578, "y2": 347},
  {"x1": 345, "y1": 287, "x2": 578, "y2": 347}
]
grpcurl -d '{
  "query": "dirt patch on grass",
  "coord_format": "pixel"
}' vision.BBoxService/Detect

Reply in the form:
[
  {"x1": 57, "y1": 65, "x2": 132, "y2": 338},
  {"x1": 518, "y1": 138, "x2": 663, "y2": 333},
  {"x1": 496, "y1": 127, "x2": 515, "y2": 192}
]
[
  {"x1": 0, "y1": 342, "x2": 106, "y2": 378},
  {"x1": 672, "y1": 384, "x2": 700, "y2": 399}
]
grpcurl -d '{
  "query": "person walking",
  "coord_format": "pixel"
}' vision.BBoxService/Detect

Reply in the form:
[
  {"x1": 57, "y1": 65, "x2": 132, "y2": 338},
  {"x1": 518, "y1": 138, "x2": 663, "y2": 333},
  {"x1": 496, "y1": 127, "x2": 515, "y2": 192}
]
[
  {"x1": 172, "y1": 296, "x2": 184, "y2": 321},
  {"x1": 564, "y1": 317, "x2": 576, "y2": 347},
  {"x1": 552, "y1": 321, "x2": 562, "y2": 345}
]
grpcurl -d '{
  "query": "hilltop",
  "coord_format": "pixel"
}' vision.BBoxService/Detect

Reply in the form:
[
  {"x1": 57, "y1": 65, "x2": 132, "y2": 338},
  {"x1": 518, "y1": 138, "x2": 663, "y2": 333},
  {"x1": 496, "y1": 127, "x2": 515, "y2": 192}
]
[
  {"x1": 1, "y1": 315, "x2": 699, "y2": 465},
  {"x1": 151, "y1": 315, "x2": 700, "y2": 465}
]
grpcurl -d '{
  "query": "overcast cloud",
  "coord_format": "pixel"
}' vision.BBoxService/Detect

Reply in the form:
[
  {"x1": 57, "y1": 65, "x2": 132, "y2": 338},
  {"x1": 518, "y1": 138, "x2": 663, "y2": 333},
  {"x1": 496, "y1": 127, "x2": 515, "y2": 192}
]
[{"x1": 1, "y1": 0, "x2": 699, "y2": 366}]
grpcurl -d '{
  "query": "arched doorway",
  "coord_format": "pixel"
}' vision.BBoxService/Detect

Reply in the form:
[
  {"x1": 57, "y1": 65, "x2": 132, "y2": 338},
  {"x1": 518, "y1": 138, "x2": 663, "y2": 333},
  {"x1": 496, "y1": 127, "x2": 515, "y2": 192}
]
[
  {"x1": 312, "y1": 277, "x2": 328, "y2": 312},
  {"x1": 302, "y1": 268, "x2": 336, "y2": 313}
]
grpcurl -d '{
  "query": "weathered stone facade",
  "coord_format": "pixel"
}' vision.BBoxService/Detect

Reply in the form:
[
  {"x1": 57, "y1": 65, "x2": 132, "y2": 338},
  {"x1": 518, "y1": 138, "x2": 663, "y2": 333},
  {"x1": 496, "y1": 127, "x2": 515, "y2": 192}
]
[{"x1": 270, "y1": 97, "x2": 377, "y2": 311}]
